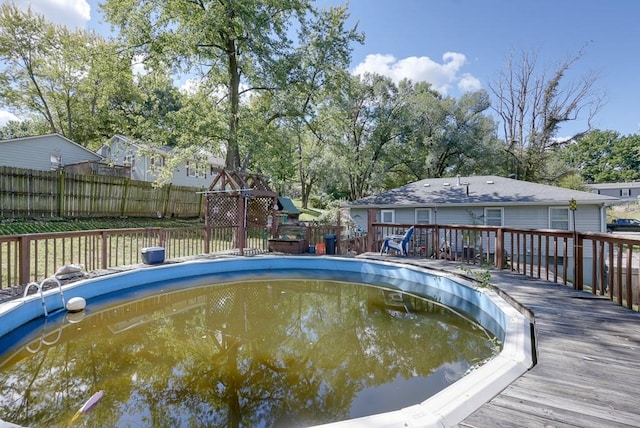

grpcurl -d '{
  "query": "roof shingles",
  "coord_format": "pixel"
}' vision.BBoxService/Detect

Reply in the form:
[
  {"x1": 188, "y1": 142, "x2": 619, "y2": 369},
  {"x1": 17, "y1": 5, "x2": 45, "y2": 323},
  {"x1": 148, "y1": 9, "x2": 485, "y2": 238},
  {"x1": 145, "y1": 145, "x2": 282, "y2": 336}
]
[{"x1": 349, "y1": 176, "x2": 619, "y2": 207}]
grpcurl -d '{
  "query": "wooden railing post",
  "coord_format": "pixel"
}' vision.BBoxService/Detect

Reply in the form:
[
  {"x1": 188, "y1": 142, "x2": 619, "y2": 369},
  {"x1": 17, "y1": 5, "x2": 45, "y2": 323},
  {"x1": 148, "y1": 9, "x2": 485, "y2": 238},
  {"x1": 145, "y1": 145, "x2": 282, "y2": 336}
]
[
  {"x1": 496, "y1": 227, "x2": 504, "y2": 269},
  {"x1": 18, "y1": 235, "x2": 30, "y2": 285},
  {"x1": 237, "y1": 195, "x2": 246, "y2": 255},
  {"x1": 575, "y1": 234, "x2": 584, "y2": 290},
  {"x1": 367, "y1": 209, "x2": 376, "y2": 252},
  {"x1": 101, "y1": 230, "x2": 108, "y2": 269},
  {"x1": 336, "y1": 210, "x2": 341, "y2": 255}
]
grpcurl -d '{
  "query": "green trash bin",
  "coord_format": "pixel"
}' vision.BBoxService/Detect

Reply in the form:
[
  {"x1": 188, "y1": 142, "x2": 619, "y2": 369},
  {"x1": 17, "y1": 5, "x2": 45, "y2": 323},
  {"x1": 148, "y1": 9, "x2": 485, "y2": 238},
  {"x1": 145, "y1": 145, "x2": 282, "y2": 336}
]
[{"x1": 325, "y1": 234, "x2": 336, "y2": 255}]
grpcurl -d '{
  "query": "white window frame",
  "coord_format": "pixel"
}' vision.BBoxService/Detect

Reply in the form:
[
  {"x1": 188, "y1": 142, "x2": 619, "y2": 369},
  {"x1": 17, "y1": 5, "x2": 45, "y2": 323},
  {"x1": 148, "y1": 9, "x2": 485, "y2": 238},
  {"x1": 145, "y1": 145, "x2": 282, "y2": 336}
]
[
  {"x1": 484, "y1": 207, "x2": 504, "y2": 226},
  {"x1": 549, "y1": 207, "x2": 570, "y2": 230},
  {"x1": 124, "y1": 155, "x2": 135, "y2": 171},
  {"x1": 415, "y1": 208, "x2": 431, "y2": 224},
  {"x1": 380, "y1": 209, "x2": 395, "y2": 223},
  {"x1": 150, "y1": 155, "x2": 165, "y2": 172},
  {"x1": 621, "y1": 188, "x2": 631, "y2": 197},
  {"x1": 196, "y1": 164, "x2": 206, "y2": 179},
  {"x1": 50, "y1": 153, "x2": 62, "y2": 170}
]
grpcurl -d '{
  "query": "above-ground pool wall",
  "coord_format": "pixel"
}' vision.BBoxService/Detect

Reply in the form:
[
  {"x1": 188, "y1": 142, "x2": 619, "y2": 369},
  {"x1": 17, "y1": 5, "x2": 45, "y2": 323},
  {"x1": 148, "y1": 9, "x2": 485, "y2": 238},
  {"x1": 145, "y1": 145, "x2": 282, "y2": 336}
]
[
  {"x1": 0, "y1": 255, "x2": 534, "y2": 428},
  {"x1": 0, "y1": 256, "x2": 510, "y2": 341}
]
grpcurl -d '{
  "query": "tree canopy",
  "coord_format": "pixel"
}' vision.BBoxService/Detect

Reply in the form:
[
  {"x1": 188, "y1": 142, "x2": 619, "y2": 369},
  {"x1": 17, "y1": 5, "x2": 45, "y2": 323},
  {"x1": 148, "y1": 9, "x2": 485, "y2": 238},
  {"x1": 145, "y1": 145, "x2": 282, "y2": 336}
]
[
  {"x1": 101, "y1": 0, "x2": 362, "y2": 171},
  {"x1": 0, "y1": 3, "x2": 616, "y2": 205}
]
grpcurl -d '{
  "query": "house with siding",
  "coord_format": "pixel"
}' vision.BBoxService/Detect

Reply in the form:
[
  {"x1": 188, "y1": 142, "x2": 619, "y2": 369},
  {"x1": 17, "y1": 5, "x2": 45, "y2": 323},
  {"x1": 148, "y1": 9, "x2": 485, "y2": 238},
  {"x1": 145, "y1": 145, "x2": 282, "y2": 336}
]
[
  {"x1": 348, "y1": 175, "x2": 619, "y2": 234},
  {"x1": 97, "y1": 135, "x2": 225, "y2": 188},
  {"x1": 585, "y1": 182, "x2": 640, "y2": 201},
  {"x1": 0, "y1": 133, "x2": 103, "y2": 170}
]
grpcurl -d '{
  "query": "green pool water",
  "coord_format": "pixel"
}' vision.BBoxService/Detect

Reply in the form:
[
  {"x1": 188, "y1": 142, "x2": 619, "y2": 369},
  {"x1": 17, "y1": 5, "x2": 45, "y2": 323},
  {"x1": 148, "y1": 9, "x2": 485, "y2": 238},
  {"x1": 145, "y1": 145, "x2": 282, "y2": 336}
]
[{"x1": 0, "y1": 275, "x2": 499, "y2": 427}]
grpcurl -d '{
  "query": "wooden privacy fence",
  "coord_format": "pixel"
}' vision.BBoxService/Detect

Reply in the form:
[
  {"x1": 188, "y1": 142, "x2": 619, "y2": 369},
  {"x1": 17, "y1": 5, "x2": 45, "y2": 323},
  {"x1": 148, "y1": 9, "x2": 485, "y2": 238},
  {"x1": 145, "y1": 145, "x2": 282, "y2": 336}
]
[
  {"x1": 370, "y1": 222, "x2": 640, "y2": 312},
  {"x1": 0, "y1": 166, "x2": 204, "y2": 218}
]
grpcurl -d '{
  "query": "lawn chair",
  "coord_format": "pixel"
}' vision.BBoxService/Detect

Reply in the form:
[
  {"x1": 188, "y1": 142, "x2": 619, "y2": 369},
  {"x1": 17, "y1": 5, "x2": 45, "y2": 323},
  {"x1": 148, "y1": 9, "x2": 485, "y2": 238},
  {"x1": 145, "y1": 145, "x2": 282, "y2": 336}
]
[{"x1": 380, "y1": 226, "x2": 414, "y2": 256}]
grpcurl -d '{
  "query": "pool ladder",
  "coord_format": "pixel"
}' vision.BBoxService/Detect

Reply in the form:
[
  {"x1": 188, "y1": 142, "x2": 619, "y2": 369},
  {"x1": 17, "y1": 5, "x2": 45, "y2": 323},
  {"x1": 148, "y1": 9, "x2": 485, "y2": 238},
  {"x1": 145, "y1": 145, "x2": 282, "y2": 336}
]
[{"x1": 23, "y1": 276, "x2": 66, "y2": 318}]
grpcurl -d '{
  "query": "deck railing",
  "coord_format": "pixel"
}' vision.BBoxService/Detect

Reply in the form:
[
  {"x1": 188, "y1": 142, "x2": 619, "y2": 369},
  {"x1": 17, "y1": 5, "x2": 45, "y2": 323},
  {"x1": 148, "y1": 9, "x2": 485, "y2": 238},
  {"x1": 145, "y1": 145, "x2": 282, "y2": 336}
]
[
  {"x1": 371, "y1": 223, "x2": 640, "y2": 311},
  {"x1": 5, "y1": 221, "x2": 640, "y2": 312},
  {"x1": 0, "y1": 227, "x2": 214, "y2": 289},
  {"x1": 0, "y1": 224, "x2": 355, "y2": 289}
]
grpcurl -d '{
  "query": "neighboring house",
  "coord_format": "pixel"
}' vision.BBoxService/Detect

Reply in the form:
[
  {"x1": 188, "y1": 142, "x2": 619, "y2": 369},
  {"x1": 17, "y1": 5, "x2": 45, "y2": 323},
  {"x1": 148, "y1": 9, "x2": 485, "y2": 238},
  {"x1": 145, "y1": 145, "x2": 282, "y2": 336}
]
[
  {"x1": 348, "y1": 175, "x2": 620, "y2": 234},
  {"x1": 97, "y1": 135, "x2": 225, "y2": 187},
  {"x1": 585, "y1": 182, "x2": 640, "y2": 201},
  {"x1": 276, "y1": 197, "x2": 301, "y2": 223},
  {"x1": 0, "y1": 133, "x2": 103, "y2": 171}
]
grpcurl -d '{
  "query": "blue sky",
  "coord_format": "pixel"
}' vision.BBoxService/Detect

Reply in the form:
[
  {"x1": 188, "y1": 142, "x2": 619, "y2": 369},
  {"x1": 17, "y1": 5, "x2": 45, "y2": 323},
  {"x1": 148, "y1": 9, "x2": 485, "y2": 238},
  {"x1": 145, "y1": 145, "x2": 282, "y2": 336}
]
[{"x1": 2, "y1": 0, "x2": 639, "y2": 138}]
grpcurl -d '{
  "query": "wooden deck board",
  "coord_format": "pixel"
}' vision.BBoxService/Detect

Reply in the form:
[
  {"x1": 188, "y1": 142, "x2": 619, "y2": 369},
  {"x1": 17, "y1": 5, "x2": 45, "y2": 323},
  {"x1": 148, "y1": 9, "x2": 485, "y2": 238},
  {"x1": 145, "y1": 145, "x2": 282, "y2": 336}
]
[{"x1": 361, "y1": 255, "x2": 640, "y2": 427}]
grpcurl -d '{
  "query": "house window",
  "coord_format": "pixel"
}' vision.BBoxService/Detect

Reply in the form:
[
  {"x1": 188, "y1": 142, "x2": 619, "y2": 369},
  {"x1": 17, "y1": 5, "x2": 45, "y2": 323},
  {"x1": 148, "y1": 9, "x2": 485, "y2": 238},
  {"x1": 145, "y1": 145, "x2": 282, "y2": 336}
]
[
  {"x1": 621, "y1": 188, "x2": 631, "y2": 197},
  {"x1": 150, "y1": 155, "x2": 165, "y2": 172},
  {"x1": 415, "y1": 209, "x2": 430, "y2": 224},
  {"x1": 124, "y1": 155, "x2": 135, "y2": 171},
  {"x1": 484, "y1": 208, "x2": 503, "y2": 226},
  {"x1": 549, "y1": 207, "x2": 570, "y2": 230},
  {"x1": 50, "y1": 154, "x2": 62, "y2": 170},
  {"x1": 186, "y1": 162, "x2": 207, "y2": 178},
  {"x1": 380, "y1": 209, "x2": 395, "y2": 223}
]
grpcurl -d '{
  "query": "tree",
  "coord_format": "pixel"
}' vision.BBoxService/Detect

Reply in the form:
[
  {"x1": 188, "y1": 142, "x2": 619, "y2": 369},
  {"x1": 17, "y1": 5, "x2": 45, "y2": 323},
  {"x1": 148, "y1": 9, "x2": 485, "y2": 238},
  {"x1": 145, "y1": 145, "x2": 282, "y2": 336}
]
[
  {"x1": 561, "y1": 129, "x2": 640, "y2": 183},
  {"x1": 0, "y1": 118, "x2": 49, "y2": 140},
  {"x1": 0, "y1": 4, "x2": 136, "y2": 146},
  {"x1": 489, "y1": 48, "x2": 603, "y2": 182},
  {"x1": 101, "y1": 0, "x2": 360, "y2": 172},
  {"x1": 328, "y1": 73, "x2": 408, "y2": 200}
]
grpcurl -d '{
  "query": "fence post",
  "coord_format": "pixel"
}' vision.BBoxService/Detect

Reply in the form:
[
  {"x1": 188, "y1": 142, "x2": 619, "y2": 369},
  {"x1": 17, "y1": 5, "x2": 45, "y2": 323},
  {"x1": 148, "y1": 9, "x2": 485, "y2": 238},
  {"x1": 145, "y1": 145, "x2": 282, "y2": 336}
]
[
  {"x1": 120, "y1": 178, "x2": 130, "y2": 216},
  {"x1": 197, "y1": 187, "x2": 204, "y2": 218},
  {"x1": 163, "y1": 184, "x2": 172, "y2": 218},
  {"x1": 57, "y1": 170, "x2": 65, "y2": 217}
]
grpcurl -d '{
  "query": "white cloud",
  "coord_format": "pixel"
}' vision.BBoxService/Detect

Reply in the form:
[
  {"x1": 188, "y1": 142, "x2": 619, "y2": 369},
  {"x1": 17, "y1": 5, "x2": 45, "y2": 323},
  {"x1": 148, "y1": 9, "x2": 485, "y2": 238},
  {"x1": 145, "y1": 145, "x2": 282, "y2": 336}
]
[
  {"x1": 352, "y1": 52, "x2": 481, "y2": 95},
  {"x1": 0, "y1": 111, "x2": 20, "y2": 126},
  {"x1": 7, "y1": 0, "x2": 91, "y2": 29},
  {"x1": 457, "y1": 73, "x2": 482, "y2": 92}
]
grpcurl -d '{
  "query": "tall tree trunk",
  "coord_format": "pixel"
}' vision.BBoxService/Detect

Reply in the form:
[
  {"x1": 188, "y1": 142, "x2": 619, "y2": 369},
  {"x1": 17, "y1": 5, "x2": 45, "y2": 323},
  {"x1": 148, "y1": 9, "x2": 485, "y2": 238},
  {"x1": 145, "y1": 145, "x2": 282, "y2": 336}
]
[{"x1": 225, "y1": 36, "x2": 241, "y2": 170}]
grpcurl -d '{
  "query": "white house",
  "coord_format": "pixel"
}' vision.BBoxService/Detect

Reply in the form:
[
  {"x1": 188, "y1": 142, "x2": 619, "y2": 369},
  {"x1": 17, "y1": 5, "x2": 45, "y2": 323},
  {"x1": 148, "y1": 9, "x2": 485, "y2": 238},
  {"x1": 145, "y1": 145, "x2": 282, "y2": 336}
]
[
  {"x1": 348, "y1": 175, "x2": 620, "y2": 234},
  {"x1": 97, "y1": 135, "x2": 225, "y2": 188},
  {"x1": 0, "y1": 133, "x2": 103, "y2": 170}
]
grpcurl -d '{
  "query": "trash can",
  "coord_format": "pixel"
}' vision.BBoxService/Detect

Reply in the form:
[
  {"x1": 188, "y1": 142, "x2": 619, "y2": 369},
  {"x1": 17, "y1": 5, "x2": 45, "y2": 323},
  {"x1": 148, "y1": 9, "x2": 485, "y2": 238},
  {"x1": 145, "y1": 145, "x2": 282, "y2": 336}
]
[{"x1": 324, "y1": 234, "x2": 336, "y2": 255}]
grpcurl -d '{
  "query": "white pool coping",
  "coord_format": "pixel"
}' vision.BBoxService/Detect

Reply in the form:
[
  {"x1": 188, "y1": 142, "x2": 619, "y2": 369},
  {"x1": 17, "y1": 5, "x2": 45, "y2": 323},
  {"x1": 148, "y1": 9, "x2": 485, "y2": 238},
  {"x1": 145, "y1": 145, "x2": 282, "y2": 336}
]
[{"x1": 0, "y1": 256, "x2": 534, "y2": 428}]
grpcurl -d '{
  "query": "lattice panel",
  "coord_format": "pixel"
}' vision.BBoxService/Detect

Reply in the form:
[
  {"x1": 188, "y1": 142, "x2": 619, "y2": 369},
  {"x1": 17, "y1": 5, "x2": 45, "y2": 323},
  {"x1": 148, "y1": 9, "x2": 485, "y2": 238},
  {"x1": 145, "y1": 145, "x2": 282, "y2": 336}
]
[
  {"x1": 246, "y1": 197, "x2": 273, "y2": 228},
  {"x1": 207, "y1": 195, "x2": 239, "y2": 227}
]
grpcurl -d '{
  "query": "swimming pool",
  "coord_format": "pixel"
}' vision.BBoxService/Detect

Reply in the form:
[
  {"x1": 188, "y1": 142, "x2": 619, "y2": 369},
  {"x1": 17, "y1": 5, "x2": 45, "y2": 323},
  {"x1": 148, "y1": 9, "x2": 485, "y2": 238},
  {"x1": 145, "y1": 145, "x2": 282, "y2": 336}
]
[{"x1": 0, "y1": 256, "x2": 534, "y2": 427}]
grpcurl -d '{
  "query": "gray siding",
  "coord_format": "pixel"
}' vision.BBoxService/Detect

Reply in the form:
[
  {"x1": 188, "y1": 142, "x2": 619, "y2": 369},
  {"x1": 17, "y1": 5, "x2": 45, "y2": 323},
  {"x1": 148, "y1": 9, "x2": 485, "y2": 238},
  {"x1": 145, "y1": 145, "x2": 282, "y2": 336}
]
[
  {"x1": 350, "y1": 203, "x2": 605, "y2": 234},
  {"x1": 99, "y1": 136, "x2": 220, "y2": 188},
  {"x1": 0, "y1": 135, "x2": 101, "y2": 170},
  {"x1": 587, "y1": 184, "x2": 640, "y2": 200}
]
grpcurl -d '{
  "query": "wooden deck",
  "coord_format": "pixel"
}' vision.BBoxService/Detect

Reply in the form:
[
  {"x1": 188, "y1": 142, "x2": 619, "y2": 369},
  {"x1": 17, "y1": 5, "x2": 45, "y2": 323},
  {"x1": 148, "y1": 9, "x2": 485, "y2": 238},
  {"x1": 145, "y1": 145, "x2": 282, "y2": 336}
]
[{"x1": 361, "y1": 254, "x2": 640, "y2": 428}]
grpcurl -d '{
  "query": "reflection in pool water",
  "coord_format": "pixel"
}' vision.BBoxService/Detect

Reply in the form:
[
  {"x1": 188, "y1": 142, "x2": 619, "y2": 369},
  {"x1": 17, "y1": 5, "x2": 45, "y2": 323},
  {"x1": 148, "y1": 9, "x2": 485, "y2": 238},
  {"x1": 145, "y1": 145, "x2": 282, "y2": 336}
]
[{"x1": 0, "y1": 274, "x2": 499, "y2": 427}]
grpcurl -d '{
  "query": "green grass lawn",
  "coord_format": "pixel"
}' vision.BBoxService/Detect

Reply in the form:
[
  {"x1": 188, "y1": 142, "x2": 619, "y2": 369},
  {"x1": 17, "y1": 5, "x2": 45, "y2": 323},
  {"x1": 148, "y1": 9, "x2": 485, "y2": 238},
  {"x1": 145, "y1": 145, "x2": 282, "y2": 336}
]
[
  {"x1": 0, "y1": 217, "x2": 204, "y2": 236},
  {"x1": 0, "y1": 200, "x2": 324, "y2": 236}
]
